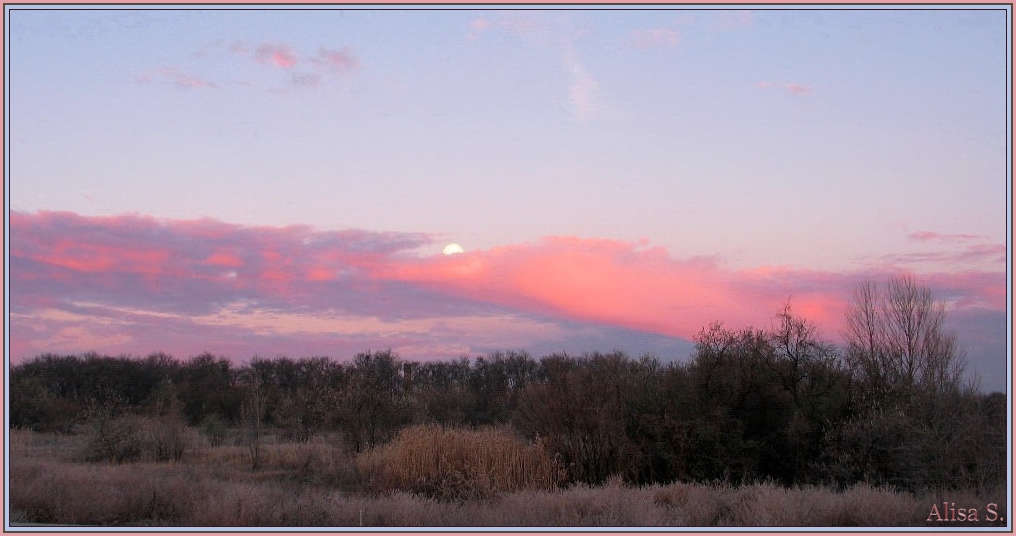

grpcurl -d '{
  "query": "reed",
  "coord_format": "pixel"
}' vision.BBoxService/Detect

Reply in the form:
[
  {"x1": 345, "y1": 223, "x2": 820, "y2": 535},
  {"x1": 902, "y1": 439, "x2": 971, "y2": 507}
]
[{"x1": 356, "y1": 424, "x2": 564, "y2": 500}]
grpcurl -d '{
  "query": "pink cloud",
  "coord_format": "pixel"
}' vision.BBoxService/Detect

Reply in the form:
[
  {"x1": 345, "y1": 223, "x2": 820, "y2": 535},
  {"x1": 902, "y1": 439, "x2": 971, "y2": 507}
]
[
  {"x1": 255, "y1": 43, "x2": 298, "y2": 69},
  {"x1": 784, "y1": 83, "x2": 811, "y2": 95},
  {"x1": 754, "y1": 81, "x2": 811, "y2": 95},
  {"x1": 908, "y1": 231, "x2": 987, "y2": 243},
  {"x1": 713, "y1": 10, "x2": 754, "y2": 31},
  {"x1": 9, "y1": 211, "x2": 1005, "y2": 370},
  {"x1": 312, "y1": 47, "x2": 357, "y2": 74},
  {"x1": 631, "y1": 27, "x2": 679, "y2": 48},
  {"x1": 372, "y1": 237, "x2": 1003, "y2": 343},
  {"x1": 467, "y1": 18, "x2": 490, "y2": 40},
  {"x1": 137, "y1": 67, "x2": 216, "y2": 90},
  {"x1": 205, "y1": 252, "x2": 244, "y2": 268}
]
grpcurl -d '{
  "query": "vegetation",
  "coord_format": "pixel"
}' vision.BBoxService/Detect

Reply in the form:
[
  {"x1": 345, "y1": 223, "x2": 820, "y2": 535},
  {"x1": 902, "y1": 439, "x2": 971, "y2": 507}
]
[
  {"x1": 6, "y1": 275, "x2": 1008, "y2": 526},
  {"x1": 9, "y1": 428, "x2": 1004, "y2": 527},
  {"x1": 357, "y1": 424, "x2": 564, "y2": 501}
]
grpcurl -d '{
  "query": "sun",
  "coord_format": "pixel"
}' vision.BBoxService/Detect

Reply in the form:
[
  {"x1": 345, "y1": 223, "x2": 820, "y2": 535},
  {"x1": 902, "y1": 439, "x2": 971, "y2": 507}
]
[{"x1": 442, "y1": 243, "x2": 465, "y2": 255}]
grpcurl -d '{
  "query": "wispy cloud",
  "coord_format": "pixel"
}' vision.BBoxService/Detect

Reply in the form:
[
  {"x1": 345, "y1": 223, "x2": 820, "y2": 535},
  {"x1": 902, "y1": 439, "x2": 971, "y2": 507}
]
[
  {"x1": 289, "y1": 73, "x2": 322, "y2": 88},
  {"x1": 908, "y1": 230, "x2": 987, "y2": 243},
  {"x1": 880, "y1": 245, "x2": 1006, "y2": 267},
  {"x1": 712, "y1": 10, "x2": 755, "y2": 31},
  {"x1": 784, "y1": 83, "x2": 811, "y2": 95},
  {"x1": 136, "y1": 67, "x2": 216, "y2": 90},
  {"x1": 468, "y1": 12, "x2": 599, "y2": 122},
  {"x1": 255, "y1": 43, "x2": 298, "y2": 69},
  {"x1": 142, "y1": 40, "x2": 358, "y2": 92},
  {"x1": 312, "y1": 47, "x2": 357, "y2": 74},
  {"x1": 467, "y1": 18, "x2": 490, "y2": 40},
  {"x1": 755, "y1": 80, "x2": 813, "y2": 95},
  {"x1": 562, "y1": 47, "x2": 598, "y2": 122}
]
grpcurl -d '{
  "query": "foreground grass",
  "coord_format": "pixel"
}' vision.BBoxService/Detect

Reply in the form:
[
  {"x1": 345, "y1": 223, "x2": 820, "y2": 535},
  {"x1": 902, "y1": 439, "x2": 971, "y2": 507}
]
[{"x1": 7, "y1": 428, "x2": 1006, "y2": 527}]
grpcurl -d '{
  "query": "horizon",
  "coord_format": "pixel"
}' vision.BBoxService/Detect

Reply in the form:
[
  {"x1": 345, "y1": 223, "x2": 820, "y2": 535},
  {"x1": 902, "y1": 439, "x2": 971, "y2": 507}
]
[{"x1": 5, "y1": 5, "x2": 1010, "y2": 393}]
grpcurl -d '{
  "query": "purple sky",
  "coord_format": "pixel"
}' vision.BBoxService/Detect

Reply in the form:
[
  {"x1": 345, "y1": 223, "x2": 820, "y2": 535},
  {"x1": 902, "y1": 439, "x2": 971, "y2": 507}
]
[{"x1": 5, "y1": 6, "x2": 1010, "y2": 392}]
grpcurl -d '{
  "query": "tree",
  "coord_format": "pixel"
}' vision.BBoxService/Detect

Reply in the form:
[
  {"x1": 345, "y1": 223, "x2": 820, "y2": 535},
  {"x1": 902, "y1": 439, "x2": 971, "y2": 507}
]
[
  {"x1": 832, "y1": 274, "x2": 990, "y2": 492},
  {"x1": 238, "y1": 371, "x2": 267, "y2": 470},
  {"x1": 842, "y1": 273, "x2": 966, "y2": 406},
  {"x1": 513, "y1": 352, "x2": 639, "y2": 485},
  {"x1": 337, "y1": 350, "x2": 412, "y2": 452}
]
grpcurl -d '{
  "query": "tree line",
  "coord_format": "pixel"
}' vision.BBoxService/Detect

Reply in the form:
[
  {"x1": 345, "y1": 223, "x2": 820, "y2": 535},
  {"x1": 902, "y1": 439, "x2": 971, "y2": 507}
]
[{"x1": 8, "y1": 275, "x2": 1006, "y2": 492}]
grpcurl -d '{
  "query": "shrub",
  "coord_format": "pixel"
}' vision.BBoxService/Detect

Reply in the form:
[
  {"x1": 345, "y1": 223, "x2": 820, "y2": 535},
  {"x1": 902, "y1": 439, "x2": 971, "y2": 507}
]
[
  {"x1": 357, "y1": 424, "x2": 564, "y2": 501},
  {"x1": 139, "y1": 415, "x2": 194, "y2": 462},
  {"x1": 199, "y1": 414, "x2": 227, "y2": 447},
  {"x1": 83, "y1": 414, "x2": 143, "y2": 464}
]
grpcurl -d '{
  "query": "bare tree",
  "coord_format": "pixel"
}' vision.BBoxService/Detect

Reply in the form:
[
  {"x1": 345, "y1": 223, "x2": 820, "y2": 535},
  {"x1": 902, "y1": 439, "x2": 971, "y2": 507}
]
[
  {"x1": 239, "y1": 373, "x2": 267, "y2": 470},
  {"x1": 843, "y1": 273, "x2": 966, "y2": 406}
]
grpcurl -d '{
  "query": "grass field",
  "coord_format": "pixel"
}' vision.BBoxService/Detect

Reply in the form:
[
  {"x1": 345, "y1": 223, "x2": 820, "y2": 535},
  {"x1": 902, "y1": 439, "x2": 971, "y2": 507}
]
[{"x1": 6, "y1": 426, "x2": 1008, "y2": 528}]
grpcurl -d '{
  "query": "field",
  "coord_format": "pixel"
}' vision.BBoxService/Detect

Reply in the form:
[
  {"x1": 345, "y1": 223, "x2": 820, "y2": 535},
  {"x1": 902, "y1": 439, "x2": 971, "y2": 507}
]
[{"x1": 7, "y1": 427, "x2": 1007, "y2": 528}]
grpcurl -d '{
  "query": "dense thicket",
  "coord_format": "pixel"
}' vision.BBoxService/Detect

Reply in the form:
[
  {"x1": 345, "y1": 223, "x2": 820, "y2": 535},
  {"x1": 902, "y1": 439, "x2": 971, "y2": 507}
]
[{"x1": 8, "y1": 279, "x2": 1006, "y2": 493}]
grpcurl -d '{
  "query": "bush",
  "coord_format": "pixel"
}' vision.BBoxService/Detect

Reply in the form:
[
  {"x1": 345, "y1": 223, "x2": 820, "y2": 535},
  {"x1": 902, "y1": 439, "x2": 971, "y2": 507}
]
[
  {"x1": 140, "y1": 415, "x2": 194, "y2": 462},
  {"x1": 83, "y1": 414, "x2": 143, "y2": 464},
  {"x1": 356, "y1": 424, "x2": 564, "y2": 501},
  {"x1": 200, "y1": 414, "x2": 227, "y2": 447}
]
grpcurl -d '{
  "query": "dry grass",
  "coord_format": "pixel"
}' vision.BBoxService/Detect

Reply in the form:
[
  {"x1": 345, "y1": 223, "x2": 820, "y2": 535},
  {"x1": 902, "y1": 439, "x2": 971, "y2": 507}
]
[
  {"x1": 7, "y1": 428, "x2": 1007, "y2": 527},
  {"x1": 356, "y1": 424, "x2": 564, "y2": 500},
  {"x1": 186, "y1": 433, "x2": 358, "y2": 489}
]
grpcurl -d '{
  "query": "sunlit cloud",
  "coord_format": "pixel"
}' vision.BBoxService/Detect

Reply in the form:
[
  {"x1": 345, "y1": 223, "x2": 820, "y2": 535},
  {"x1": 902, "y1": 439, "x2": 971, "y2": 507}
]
[
  {"x1": 784, "y1": 82, "x2": 811, "y2": 95},
  {"x1": 255, "y1": 43, "x2": 298, "y2": 69},
  {"x1": 879, "y1": 244, "x2": 1007, "y2": 268},
  {"x1": 136, "y1": 67, "x2": 216, "y2": 90},
  {"x1": 9, "y1": 211, "x2": 1005, "y2": 368},
  {"x1": 712, "y1": 10, "x2": 755, "y2": 31},
  {"x1": 467, "y1": 18, "x2": 490, "y2": 40},
  {"x1": 158, "y1": 41, "x2": 357, "y2": 91},
  {"x1": 754, "y1": 80, "x2": 813, "y2": 95},
  {"x1": 312, "y1": 47, "x2": 358, "y2": 74},
  {"x1": 373, "y1": 237, "x2": 1005, "y2": 343},
  {"x1": 908, "y1": 230, "x2": 987, "y2": 243}
]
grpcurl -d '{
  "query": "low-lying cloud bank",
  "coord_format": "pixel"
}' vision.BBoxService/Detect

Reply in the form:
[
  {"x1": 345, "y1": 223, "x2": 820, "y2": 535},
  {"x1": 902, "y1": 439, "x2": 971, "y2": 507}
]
[{"x1": 8, "y1": 210, "x2": 1006, "y2": 391}]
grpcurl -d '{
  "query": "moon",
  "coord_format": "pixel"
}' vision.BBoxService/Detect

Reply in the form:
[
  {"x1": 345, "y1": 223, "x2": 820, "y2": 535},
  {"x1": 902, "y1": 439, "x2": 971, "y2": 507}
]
[{"x1": 442, "y1": 243, "x2": 465, "y2": 255}]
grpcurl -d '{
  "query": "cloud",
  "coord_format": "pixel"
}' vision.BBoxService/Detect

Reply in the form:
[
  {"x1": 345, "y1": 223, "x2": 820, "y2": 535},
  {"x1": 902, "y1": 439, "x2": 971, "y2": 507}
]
[
  {"x1": 163, "y1": 41, "x2": 357, "y2": 91},
  {"x1": 373, "y1": 237, "x2": 1005, "y2": 343},
  {"x1": 713, "y1": 10, "x2": 754, "y2": 31},
  {"x1": 631, "y1": 27, "x2": 679, "y2": 48},
  {"x1": 136, "y1": 68, "x2": 216, "y2": 90},
  {"x1": 468, "y1": 12, "x2": 599, "y2": 122},
  {"x1": 754, "y1": 81, "x2": 812, "y2": 95},
  {"x1": 492, "y1": 11, "x2": 554, "y2": 45},
  {"x1": 784, "y1": 83, "x2": 811, "y2": 95},
  {"x1": 876, "y1": 232, "x2": 1006, "y2": 273},
  {"x1": 562, "y1": 48, "x2": 598, "y2": 122},
  {"x1": 9, "y1": 212, "x2": 1005, "y2": 375},
  {"x1": 255, "y1": 43, "x2": 298, "y2": 69},
  {"x1": 878, "y1": 245, "x2": 1007, "y2": 269},
  {"x1": 467, "y1": 18, "x2": 490, "y2": 40},
  {"x1": 312, "y1": 47, "x2": 358, "y2": 74},
  {"x1": 908, "y1": 231, "x2": 987, "y2": 243},
  {"x1": 290, "y1": 72, "x2": 322, "y2": 88}
]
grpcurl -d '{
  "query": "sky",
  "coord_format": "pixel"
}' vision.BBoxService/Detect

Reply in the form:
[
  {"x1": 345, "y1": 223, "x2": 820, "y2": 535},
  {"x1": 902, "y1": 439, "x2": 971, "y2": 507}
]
[{"x1": 5, "y1": 5, "x2": 1011, "y2": 392}]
